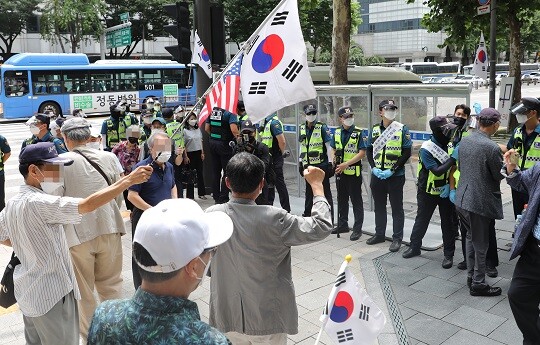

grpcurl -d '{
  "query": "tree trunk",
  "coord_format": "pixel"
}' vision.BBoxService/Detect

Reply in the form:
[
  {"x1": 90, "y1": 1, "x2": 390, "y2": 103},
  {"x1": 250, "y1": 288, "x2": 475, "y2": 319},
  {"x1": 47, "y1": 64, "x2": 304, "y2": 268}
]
[
  {"x1": 329, "y1": 0, "x2": 350, "y2": 85},
  {"x1": 312, "y1": 46, "x2": 319, "y2": 63},
  {"x1": 508, "y1": 11, "x2": 522, "y2": 104}
]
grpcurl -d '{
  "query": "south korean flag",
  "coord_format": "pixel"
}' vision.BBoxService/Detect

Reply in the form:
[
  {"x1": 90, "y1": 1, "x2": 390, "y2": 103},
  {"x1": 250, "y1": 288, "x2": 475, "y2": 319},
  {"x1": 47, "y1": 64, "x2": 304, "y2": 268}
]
[{"x1": 240, "y1": 0, "x2": 316, "y2": 123}]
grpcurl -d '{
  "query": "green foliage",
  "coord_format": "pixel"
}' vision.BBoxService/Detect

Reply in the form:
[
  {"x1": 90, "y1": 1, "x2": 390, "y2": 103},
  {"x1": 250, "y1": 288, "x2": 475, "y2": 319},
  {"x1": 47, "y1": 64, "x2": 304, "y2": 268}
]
[
  {"x1": 222, "y1": 0, "x2": 280, "y2": 43},
  {"x1": 313, "y1": 41, "x2": 384, "y2": 65},
  {"x1": 0, "y1": 0, "x2": 39, "y2": 54}
]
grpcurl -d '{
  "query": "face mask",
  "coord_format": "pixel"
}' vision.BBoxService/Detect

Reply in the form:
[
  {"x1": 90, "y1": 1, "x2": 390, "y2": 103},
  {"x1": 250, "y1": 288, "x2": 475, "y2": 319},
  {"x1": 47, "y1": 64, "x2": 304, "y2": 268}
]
[
  {"x1": 86, "y1": 142, "x2": 101, "y2": 150},
  {"x1": 143, "y1": 117, "x2": 153, "y2": 125},
  {"x1": 118, "y1": 106, "x2": 126, "y2": 114},
  {"x1": 453, "y1": 117, "x2": 467, "y2": 127},
  {"x1": 151, "y1": 128, "x2": 165, "y2": 135},
  {"x1": 37, "y1": 169, "x2": 64, "y2": 196},
  {"x1": 343, "y1": 118, "x2": 354, "y2": 127},
  {"x1": 516, "y1": 113, "x2": 530, "y2": 124},
  {"x1": 30, "y1": 125, "x2": 41, "y2": 135},
  {"x1": 196, "y1": 256, "x2": 212, "y2": 286},
  {"x1": 128, "y1": 137, "x2": 139, "y2": 144},
  {"x1": 305, "y1": 115, "x2": 317, "y2": 123},
  {"x1": 384, "y1": 110, "x2": 397, "y2": 120},
  {"x1": 156, "y1": 151, "x2": 171, "y2": 163},
  {"x1": 189, "y1": 119, "x2": 197, "y2": 126}
]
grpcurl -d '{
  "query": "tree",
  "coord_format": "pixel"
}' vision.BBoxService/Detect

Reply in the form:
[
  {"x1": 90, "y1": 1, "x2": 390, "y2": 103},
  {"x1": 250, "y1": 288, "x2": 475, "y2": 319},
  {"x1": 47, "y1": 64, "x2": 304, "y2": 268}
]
[
  {"x1": 41, "y1": 0, "x2": 106, "y2": 53},
  {"x1": 330, "y1": 0, "x2": 351, "y2": 85},
  {"x1": 299, "y1": 0, "x2": 332, "y2": 62},
  {"x1": 0, "y1": 0, "x2": 39, "y2": 56},
  {"x1": 222, "y1": 0, "x2": 279, "y2": 44}
]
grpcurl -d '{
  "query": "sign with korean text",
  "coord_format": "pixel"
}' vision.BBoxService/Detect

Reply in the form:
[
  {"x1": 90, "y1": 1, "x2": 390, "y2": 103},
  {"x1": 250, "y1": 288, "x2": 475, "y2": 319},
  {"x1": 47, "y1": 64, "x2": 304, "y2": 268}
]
[
  {"x1": 163, "y1": 83, "x2": 179, "y2": 102},
  {"x1": 106, "y1": 27, "x2": 132, "y2": 49},
  {"x1": 70, "y1": 91, "x2": 139, "y2": 114}
]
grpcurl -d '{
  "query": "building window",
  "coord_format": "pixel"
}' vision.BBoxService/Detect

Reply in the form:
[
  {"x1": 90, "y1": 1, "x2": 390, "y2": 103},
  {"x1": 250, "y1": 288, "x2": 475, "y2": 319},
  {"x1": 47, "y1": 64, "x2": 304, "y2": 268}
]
[{"x1": 26, "y1": 15, "x2": 39, "y2": 33}]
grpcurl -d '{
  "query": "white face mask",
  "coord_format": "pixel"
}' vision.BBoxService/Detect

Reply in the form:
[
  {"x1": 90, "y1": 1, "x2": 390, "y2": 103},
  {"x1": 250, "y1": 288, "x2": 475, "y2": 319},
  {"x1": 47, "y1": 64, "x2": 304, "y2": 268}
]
[
  {"x1": 516, "y1": 113, "x2": 530, "y2": 124},
  {"x1": 37, "y1": 169, "x2": 64, "y2": 196},
  {"x1": 196, "y1": 256, "x2": 212, "y2": 286},
  {"x1": 151, "y1": 128, "x2": 165, "y2": 135},
  {"x1": 384, "y1": 110, "x2": 397, "y2": 120},
  {"x1": 189, "y1": 119, "x2": 197, "y2": 126},
  {"x1": 143, "y1": 117, "x2": 153, "y2": 125},
  {"x1": 86, "y1": 142, "x2": 101, "y2": 150},
  {"x1": 30, "y1": 125, "x2": 41, "y2": 135},
  {"x1": 156, "y1": 151, "x2": 171, "y2": 163},
  {"x1": 343, "y1": 118, "x2": 354, "y2": 127},
  {"x1": 305, "y1": 115, "x2": 317, "y2": 123}
]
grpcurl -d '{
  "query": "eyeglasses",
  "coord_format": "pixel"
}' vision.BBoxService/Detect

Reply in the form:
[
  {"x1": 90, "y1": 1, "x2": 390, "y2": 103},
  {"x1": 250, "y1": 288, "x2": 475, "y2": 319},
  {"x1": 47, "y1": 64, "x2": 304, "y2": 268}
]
[{"x1": 203, "y1": 247, "x2": 217, "y2": 256}]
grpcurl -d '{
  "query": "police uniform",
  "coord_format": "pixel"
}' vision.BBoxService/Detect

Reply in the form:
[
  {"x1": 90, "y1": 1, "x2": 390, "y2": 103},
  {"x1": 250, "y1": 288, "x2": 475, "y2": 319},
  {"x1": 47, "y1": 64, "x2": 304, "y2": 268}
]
[
  {"x1": 366, "y1": 102, "x2": 412, "y2": 251},
  {"x1": 0, "y1": 135, "x2": 11, "y2": 211},
  {"x1": 100, "y1": 103, "x2": 139, "y2": 151},
  {"x1": 261, "y1": 114, "x2": 291, "y2": 212},
  {"x1": 331, "y1": 107, "x2": 367, "y2": 238},
  {"x1": 206, "y1": 107, "x2": 238, "y2": 203},
  {"x1": 298, "y1": 104, "x2": 334, "y2": 223},
  {"x1": 22, "y1": 131, "x2": 67, "y2": 154}
]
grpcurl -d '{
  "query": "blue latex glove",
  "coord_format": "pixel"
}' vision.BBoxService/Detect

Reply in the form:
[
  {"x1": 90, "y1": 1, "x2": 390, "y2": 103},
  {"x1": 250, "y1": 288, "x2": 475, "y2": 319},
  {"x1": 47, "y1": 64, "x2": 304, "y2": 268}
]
[
  {"x1": 440, "y1": 184, "x2": 450, "y2": 198},
  {"x1": 449, "y1": 189, "x2": 456, "y2": 204},
  {"x1": 379, "y1": 169, "x2": 394, "y2": 180},
  {"x1": 371, "y1": 167, "x2": 383, "y2": 177}
]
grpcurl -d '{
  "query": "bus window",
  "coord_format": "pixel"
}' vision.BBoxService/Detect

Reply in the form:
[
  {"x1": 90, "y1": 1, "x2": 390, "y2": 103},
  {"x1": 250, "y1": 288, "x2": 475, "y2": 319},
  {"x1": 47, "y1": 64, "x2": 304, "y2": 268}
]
[
  {"x1": 89, "y1": 70, "x2": 114, "y2": 92},
  {"x1": 163, "y1": 68, "x2": 192, "y2": 88},
  {"x1": 139, "y1": 69, "x2": 161, "y2": 90},
  {"x1": 64, "y1": 71, "x2": 89, "y2": 93},
  {"x1": 4, "y1": 70, "x2": 29, "y2": 97},
  {"x1": 115, "y1": 71, "x2": 137, "y2": 91},
  {"x1": 32, "y1": 71, "x2": 62, "y2": 94}
]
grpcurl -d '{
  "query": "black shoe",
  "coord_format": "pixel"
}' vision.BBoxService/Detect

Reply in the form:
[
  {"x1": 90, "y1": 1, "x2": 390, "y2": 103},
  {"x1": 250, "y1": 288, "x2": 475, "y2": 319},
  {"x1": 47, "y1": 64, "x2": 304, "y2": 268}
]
[
  {"x1": 402, "y1": 247, "x2": 421, "y2": 259},
  {"x1": 366, "y1": 236, "x2": 385, "y2": 245},
  {"x1": 470, "y1": 285, "x2": 502, "y2": 297},
  {"x1": 331, "y1": 227, "x2": 350, "y2": 235},
  {"x1": 350, "y1": 231, "x2": 362, "y2": 241},
  {"x1": 389, "y1": 239, "x2": 402, "y2": 252},
  {"x1": 442, "y1": 256, "x2": 453, "y2": 269},
  {"x1": 457, "y1": 261, "x2": 467, "y2": 270},
  {"x1": 486, "y1": 266, "x2": 498, "y2": 278},
  {"x1": 467, "y1": 277, "x2": 472, "y2": 288}
]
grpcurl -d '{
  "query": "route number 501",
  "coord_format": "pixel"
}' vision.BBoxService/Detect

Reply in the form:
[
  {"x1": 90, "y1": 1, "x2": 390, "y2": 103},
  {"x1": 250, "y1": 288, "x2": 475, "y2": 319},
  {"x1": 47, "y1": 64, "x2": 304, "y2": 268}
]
[{"x1": 145, "y1": 85, "x2": 155, "y2": 90}]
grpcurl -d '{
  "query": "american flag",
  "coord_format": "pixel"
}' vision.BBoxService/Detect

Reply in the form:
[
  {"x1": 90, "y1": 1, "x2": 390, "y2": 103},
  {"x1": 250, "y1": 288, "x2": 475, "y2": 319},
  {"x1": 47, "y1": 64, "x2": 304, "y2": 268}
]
[{"x1": 198, "y1": 53, "x2": 243, "y2": 126}]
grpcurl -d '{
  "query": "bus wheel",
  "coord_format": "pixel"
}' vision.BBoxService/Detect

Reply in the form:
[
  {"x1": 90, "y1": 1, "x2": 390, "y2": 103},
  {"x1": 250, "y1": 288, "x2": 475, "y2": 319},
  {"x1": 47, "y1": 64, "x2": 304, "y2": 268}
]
[{"x1": 39, "y1": 102, "x2": 61, "y2": 116}]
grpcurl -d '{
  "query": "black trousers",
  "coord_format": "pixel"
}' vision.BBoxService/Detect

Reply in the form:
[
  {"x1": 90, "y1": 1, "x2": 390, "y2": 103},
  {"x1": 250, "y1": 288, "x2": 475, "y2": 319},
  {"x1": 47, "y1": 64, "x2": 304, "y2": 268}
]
[
  {"x1": 0, "y1": 173, "x2": 5, "y2": 212},
  {"x1": 122, "y1": 189, "x2": 134, "y2": 211},
  {"x1": 409, "y1": 189, "x2": 455, "y2": 257},
  {"x1": 131, "y1": 207, "x2": 144, "y2": 290},
  {"x1": 173, "y1": 164, "x2": 184, "y2": 198},
  {"x1": 370, "y1": 174, "x2": 405, "y2": 241},
  {"x1": 512, "y1": 189, "x2": 530, "y2": 219},
  {"x1": 304, "y1": 164, "x2": 333, "y2": 224},
  {"x1": 268, "y1": 155, "x2": 290, "y2": 212},
  {"x1": 459, "y1": 218, "x2": 499, "y2": 267},
  {"x1": 209, "y1": 140, "x2": 233, "y2": 203},
  {"x1": 336, "y1": 174, "x2": 364, "y2": 232},
  {"x1": 186, "y1": 150, "x2": 206, "y2": 199},
  {"x1": 508, "y1": 238, "x2": 540, "y2": 345}
]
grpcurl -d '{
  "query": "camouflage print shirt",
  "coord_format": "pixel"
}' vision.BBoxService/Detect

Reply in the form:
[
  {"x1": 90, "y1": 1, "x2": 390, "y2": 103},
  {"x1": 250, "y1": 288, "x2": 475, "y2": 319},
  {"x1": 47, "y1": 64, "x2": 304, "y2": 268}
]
[{"x1": 88, "y1": 288, "x2": 231, "y2": 345}]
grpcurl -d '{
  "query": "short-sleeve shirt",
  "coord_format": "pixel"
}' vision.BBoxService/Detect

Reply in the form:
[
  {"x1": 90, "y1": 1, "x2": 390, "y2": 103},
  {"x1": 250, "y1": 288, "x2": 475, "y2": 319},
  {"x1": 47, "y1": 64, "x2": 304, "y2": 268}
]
[
  {"x1": 22, "y1": 131, "x2": 67, "y2": 154},
  {"x1": 368, "y1": 123, "x2": 412, "y2": 176},
  {"x1": 419, "y1": 137, "x2": 445, "y2": 171},
  {"x1": 330, "y1": 125, "x2": 368, "y2": 151},
  {"x1": 205, "y1": 110, "x2": 238, "y2": 126},
  {"x1": 303, "y1": 123, "x2": 332, "y2": 144},
  {"x1": 112, "y1": 141, "x2": 141, "y2": 174},
  {"x1": 129, "y1": 157, "x2": 175, "y2": 206}
]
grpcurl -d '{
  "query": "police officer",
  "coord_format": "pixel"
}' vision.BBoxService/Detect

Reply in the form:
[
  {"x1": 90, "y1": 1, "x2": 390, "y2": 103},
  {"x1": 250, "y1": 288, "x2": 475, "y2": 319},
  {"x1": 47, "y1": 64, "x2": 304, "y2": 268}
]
[
  {"x1": 139, "y1": 111, "x2": 154, "y2": 143},
  {"x1": 237, "y1": 101, "x2": 248, "y2": 122},
  {"x1": 261, "y1": 112, "x2": 291, "y2": 212},
  {"x1": 22, "y1": 113, "x2": 68, "y2": 154},
  {"x1": 163, "y1": 107, "x2": 186, "y2": 197},
  {"x1": 298, "y1": 103, "x2": 334, "y2": 223},
  {"x1": 403, "y1": 116, "x2": 456, "y2": 269},
  {"x1": 205, "y1": 107, "x2": 239, "y2": 203},
  {"x1": 506, "y1": 97, "x2": 540, "y2": 218},
  {"x1": 331, "y1": 106, "x2": 367, "y2": 241},
  {"x1": 233, "y1": 120, "x2": 273, "y2": 205},
  {"x1": 366, "y1": 100, "x2": 412, "y2": 252},
  {"x1": 100, "y1": 100, "x2": 139, "y2": 151},
  {"x1": 144, "y1": 98, "x2": 162, "y2": 117}
]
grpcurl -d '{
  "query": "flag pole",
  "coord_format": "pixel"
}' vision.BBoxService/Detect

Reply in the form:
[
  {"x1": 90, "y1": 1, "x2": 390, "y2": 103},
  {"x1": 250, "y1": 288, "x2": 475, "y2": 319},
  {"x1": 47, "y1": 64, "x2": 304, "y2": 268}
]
[{"x1": 314, "y1": 255, "x2": 352, "y2": 345}]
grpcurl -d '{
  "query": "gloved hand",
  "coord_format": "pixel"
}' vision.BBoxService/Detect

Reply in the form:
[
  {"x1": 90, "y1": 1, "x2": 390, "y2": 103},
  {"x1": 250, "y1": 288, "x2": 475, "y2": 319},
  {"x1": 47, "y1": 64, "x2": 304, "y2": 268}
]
[
  {"x1": 440, "y1": 184, "x2": 450, "y2": 198},
  {"x1": 372, "y1": 167, "x2": 383, "y2": 178},
  {"x1": 325, "y1": 164, "x2": 335, "y2": 178},
  {"x1": 379, "y1": 169, "x2": 394, "y2": 180},
  {"x1": 449, "y1": 189, "x2": 456, "y2": 204},
  {"x1": 298, "y1": 164, "x2": 304, "y2": 177}
]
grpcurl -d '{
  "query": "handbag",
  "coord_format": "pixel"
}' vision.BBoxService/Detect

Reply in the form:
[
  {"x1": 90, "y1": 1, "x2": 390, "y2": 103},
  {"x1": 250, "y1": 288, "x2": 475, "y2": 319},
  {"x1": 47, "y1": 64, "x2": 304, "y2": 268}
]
[{"x1": 0, "y1": 252, "x2": 20, "y2": 309}]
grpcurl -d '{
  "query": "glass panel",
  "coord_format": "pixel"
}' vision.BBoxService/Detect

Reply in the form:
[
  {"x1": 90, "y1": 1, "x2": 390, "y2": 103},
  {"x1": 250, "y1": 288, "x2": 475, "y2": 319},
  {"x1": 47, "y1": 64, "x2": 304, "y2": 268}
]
[
  {"x1": 89, "y1": 70, "x2": 115, "y2": 92},
  {"x1": 138, "y1": 69, "x2": 161, "y2": 90},
  {"x1": 63, "y1": 71, "x2": 89, "y2": 93},
  {"x1": 32, "y1": 71, "x2": 63, "y2": 94},
  {"x1": 115, "y1": 70, "x2": 138, "y2": 91},
  {"x1": 4, "y1": 70, "x2": 29, "y2": 97},
  {"x1": 163, "y1": 68, "x2": 192, "y2": 88}
]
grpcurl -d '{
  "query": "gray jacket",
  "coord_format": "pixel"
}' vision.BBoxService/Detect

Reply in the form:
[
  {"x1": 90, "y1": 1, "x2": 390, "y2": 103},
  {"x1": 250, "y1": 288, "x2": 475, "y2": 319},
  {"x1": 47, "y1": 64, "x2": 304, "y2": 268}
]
[
  {"x1": 455, "y1": 130, "x2": 505, "y2": 219},
  {"x1": 206, "y1": 196, "x2": 332, "y2": 336},
  {"x1": 507, "y1": 163, "x2": 540, "y2": 259}
]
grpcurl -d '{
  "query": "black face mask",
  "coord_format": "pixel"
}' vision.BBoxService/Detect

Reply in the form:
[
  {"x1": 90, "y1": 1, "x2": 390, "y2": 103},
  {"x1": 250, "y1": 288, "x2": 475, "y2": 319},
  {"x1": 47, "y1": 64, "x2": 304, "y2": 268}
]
[
  {"x1": 433, "y1": 125, "x2": 454, "y2": 146},
  {"x1": 453, "y1": 117, "x2": 466, "y2": 128},
  {"x1": 128, "y1": 137, "x2": 138, "y2": 144}
]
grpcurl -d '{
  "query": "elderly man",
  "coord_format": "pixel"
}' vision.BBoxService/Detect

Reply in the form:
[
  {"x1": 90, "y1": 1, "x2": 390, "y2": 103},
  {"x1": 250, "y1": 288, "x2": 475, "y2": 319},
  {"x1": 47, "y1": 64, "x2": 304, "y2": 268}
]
[
  {"x1": 455, "y1": 108, "x2": 504, "y2": 297},
  {"x1": 0, "y1": 142, "x2": 151, "y2": 345},
  {"x1": 128, "y1": 131, "x2": 178, "y2": 289},
  {"x1": 206, "y1": 153, "x2": 332, "y2": 344},
  {"x1": 87, "y1": 199, "x2": 233, "y2": 344},
  {"x1": 57, "y1": 117, "x2": 127, "y2": 341}
]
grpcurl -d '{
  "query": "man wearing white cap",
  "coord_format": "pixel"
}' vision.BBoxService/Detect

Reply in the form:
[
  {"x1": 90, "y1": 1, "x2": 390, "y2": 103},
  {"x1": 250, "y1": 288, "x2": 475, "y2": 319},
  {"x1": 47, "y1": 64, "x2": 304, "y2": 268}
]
[{"x1": 87, "y1": 199, "x2": 233, "y2": 345}]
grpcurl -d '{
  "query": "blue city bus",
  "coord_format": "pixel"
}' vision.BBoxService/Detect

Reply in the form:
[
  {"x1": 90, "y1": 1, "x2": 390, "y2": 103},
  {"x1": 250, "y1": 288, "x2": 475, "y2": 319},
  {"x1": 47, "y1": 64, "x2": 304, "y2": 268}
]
[{"x1": 0, "y1": 53, "x2": 197, "y2": 119}]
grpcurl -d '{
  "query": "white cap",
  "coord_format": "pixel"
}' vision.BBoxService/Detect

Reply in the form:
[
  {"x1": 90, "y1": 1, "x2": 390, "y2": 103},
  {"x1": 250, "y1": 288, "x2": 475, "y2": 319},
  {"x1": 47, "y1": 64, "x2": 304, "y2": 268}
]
[{"x1": 134, "y1": 199, "x2": 233, "y2": 273}]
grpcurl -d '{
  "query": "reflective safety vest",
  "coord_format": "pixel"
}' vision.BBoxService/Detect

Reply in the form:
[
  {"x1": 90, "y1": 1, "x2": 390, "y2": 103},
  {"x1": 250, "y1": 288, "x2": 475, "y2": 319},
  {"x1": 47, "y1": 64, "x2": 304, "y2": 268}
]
[
  {"x1": 239, "y1": 114, "x2": 249, "y2": 122},
  {"x1": 334, "y1": 127, "x2": 362, "y2": 176},
  {"x1": 512, "y1": 127, "x2": 540, "y2": 170},
  {"x1": 371, "y1": 124, "x2": 403, "y2": 170},
  {"x1": 450, "y1": 129, "x2": 470, "y2": 187},
  {"x1": 166, "y1": 121, "x2": 184, "y2": 148},
  {"x1": 209, "y1": 108, "x2": 234, "y2": 142},
  {"x1": 106, "y1": 117, "x2": 133, "y2": 148},
  {"x1": 418, "y1": 145, "x2": 449, "y2": 195},
  {"x1": 261, "y1": 115, "x2": 282, "y2": 150},
  {"x1": 299, "y1": 122, "x2": 325, "y2": 166}
]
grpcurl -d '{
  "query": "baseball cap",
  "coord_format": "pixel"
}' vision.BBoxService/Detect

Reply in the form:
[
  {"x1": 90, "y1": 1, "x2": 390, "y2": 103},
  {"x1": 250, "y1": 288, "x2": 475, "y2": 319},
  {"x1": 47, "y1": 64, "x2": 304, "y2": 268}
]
[
  {"x1": 337, "y1": 106, "x2": 354, "y2": 117},
  {"x1": 19, "y1": 142, "x2": 74, "y2": 165},
  {"x1": 89, "y1": 124, "x2": 102, "y2": 138},
  {"x1": 134, "y1": 199, "x2": 233, "y2": 273},
  {"x1": 61, "y1": 117, "x2": 91, "y2": 133},
  {"x1": 146, "y1": 98, "x2": 155, "y2": 104},
  {"x1": 429, "y1": 116, "x2": 457, "y2": 132},
  {"x1": 510, "y1": 97, "x2": 540, "y2": 115},
  {"x1": 26, "y1": 114, "x2": 51, "y2": 126},
  {"x1": 237, "y1": 101, "x2": 245, "y2": 111},
  {"x1": 152, "y1": 117, "x2": 167, "y2": 126},
  {"x1": 303, "y1": 104, "x2": 317, "y2": 114},
  {"x1": 241, "y1": 120, "x2": 256, "y2": 132},
  {"x1": 378, "y1": 100, "x2": 396, "y2": 110},
  {"x1": 477, "y1": 108, "x2": 501, "y2": 123}
]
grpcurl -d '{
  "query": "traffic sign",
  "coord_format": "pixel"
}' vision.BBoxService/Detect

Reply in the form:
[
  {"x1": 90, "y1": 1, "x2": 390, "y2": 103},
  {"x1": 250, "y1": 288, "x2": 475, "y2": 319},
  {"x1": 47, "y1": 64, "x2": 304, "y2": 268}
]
[
  {"x1": 163, "y1": 84, "x2": 179, "y2": 102},
  {"x1": 477, "y1": 4, "x2": 490, "y2": 15},
  {"x1": 120, "y1": 12, "x2": 130, "y2": 22},
  {"x1": 478, "y1": 0, "x2": 490, "y2": 5},
  {"x1": 106, "y1": 27, "x2": 132, "y2": 49}
]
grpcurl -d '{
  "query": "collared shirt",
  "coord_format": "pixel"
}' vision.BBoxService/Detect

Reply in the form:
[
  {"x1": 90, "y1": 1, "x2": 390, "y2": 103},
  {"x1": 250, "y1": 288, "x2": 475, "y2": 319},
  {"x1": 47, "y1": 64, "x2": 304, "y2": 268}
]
[
  {"x1": 87, "y1": 288, "x2": 230, "y2": 345},
  {"x1": 129, "y1": 156, "x2": 175, "y2": 206},
  {"x1": 330, "y1": 125, "x2": 368, "y2": 151},
  {"x1": 22, "y1": 131, "x2": 68, "y2": 154},
  {"x1": 0, "y1": 185, "x2": 82, "y2": 317},
  {"x1": 60, "y1": 146, "x2": 125, "y2": 247},
  {"x1": 507, "y1": 123, "x2": 540, "y2": 151}
]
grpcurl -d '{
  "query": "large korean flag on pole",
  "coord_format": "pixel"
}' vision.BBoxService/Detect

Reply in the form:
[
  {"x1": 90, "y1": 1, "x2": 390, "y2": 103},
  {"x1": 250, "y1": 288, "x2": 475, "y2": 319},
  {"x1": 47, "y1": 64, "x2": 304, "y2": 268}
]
[
  {"x1": 317, "y1": 255, "x2": 386, "y2": 345},
  {"x1": 240, "y1": 0, "x2": 316, "y2": 123},
  {"x1": 472, "y1": 32, "x2": 488, "y2": 80},
  {"x1": 191, "y1": 30, "x2": 213, "y2": 79}
]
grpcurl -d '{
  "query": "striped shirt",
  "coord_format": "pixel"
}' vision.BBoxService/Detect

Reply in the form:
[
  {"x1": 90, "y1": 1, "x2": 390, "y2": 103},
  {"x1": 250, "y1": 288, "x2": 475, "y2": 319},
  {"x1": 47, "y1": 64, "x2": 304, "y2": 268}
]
[{"x1": 0, "y1": 185, "x2": 82, "y2": 317}]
